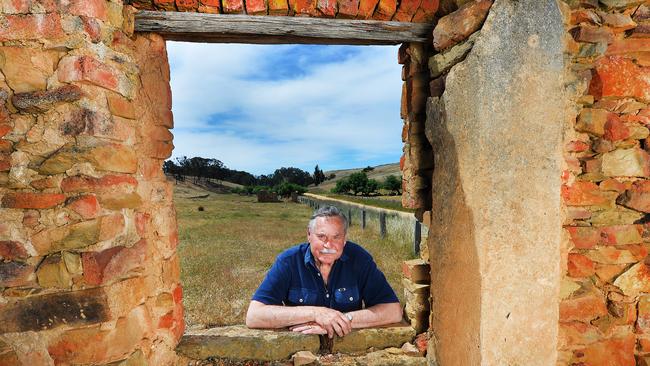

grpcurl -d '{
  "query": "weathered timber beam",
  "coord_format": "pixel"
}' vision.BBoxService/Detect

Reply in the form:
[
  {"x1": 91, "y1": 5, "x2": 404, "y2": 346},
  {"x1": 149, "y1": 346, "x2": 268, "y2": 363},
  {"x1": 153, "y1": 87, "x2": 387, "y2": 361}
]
[{"x1": 134, "y1": 11, "x2": 433, "y2": 45}]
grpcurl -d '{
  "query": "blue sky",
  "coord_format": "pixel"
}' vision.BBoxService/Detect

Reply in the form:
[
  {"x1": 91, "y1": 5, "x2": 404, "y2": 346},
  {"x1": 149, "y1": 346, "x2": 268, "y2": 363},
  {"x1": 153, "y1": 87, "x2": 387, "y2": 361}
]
[{"x1": 167, "y1": 42, "x2": 403, "y2": 176}]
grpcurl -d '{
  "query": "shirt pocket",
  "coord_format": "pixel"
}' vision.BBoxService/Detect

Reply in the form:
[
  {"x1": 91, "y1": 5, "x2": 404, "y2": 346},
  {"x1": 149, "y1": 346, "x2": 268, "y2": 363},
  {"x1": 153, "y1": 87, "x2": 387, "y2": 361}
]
[
  {"x1": 287, "y1": 288, "x2": 318, "y2": 306},
  {"x1": 334, "y1": 286, "x2": 360, "y2": 312}
]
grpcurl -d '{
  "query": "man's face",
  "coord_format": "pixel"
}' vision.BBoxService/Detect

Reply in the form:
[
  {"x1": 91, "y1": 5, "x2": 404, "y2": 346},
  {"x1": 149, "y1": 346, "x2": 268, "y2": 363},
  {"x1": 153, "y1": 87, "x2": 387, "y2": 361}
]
[{"x1": 307, "y1": 216, "x2": 346, "y2": 266}]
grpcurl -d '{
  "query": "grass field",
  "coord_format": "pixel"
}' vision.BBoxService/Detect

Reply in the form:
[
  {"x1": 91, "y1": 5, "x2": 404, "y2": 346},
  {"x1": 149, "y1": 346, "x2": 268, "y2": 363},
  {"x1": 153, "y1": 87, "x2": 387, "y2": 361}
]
[{"x1": 174, "y1": 182, "x2": 415, "y2": 328}]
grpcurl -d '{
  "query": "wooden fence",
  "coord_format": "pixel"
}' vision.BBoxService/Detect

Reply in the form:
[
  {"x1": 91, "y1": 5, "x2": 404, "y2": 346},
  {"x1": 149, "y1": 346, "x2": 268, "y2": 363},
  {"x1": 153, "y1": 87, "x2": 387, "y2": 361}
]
[{"x1": 298, "y1": 194, "x2": 426, "y2": 256}]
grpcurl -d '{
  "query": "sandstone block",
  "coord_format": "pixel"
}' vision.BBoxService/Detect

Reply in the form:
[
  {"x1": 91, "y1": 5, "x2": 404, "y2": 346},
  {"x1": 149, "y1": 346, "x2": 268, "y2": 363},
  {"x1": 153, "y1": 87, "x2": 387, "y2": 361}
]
[
  {"x1": 57, "y1": 55, "x2": 135, "y2": 99},
  {"x1": 246, "y1": 0, "x2": 267, "y2": 14},
  {"x1": 617, "y1": 180, "x2": 650, "y2": 213},
  {"x1": 268, "y1": 0, "x2": 288, "y2": 14},
  {"x1": 357, "y1": 0, "x2": 379, "y2": 18},
  {"x1": 0, "y1": 13, "x2": 64, "y2": 41},
  {"x1": 570, "y1": 334, "x2": 635, "y2": 366},
  {"x1": 61, "y1": 174, "x2": 138, "y2": 193},
  {"x1": 66, "y1": 195, "x2": 101, "y2": 219},
  {"x1": 1, "y1": 192, "x2": 65, "y2": 209},
  {"x1": 603, "y1": 113, "x2": 629, "y2": 141},
  {"x1": 559, "y1": 289, "x2": 608, "y2": 322},
  {"x1": 411, "y1": 0, "x2": 438, "y2": 23},
  {"x1": 177, "y1": 0, "x2": 199, "y2": 11},
  {"x1": 0, "y1": 240, "x2": 28, "y2": 260},
  {"x1": 0, "y1": 47, "x2": 59, "y2": 93},
  {"x1": 570, "y1": 25, "x2": 613, "y2": 44},
  {"x1": 429, "y1": 33, "x2": 477, "y2": 78},
  {"x1": 599, "y1": 0, "x2": 644, "y2": 10},
  {"x1": 335, "y1": 0, "x2": 357, "y2": 18},
  {"x1": 601, "y1": 147, "x2": 650, "y2": 177},
  {"x1": 332, "y1": 324, "x2": 415, "y2": 354},
  {"x1": 176, "y1": 325, "x2": 320, "y2": 361},
  {"x1": 200, "y1": 0, "x2": 222, "y2": 13},
  {"x1": 585, "y1": 245, "x2": 647, "y2": 264},
  {"x1": 289, "y1": 0, "x2": 315, "y2": 15},
  {"x1": 0, "y1": 287, "x2": 109, "y2": 333},
  {"x1": 11, "y1": 85, "x2": 83, "y2": 113},
  {"x1": 292, "y1": 350, "x2": 317, "y2": 366},
  {"x1": 613, "y1": 262, "x2": 650, "y2": 297},
  {"x1": 373, "y1": 0, "x2": 397, "y2": 20},
  {"x1": 588, "y1": 207, "x2": 644, "y2": 226},
  {"x1": 576, "y1": 108, "x2": 611, "y2": 136},
  {"x1": 392, "y1": 0, "x2": 418, "y2": 21},
  {"x1": 0, "y1": 261, "x2": 35, "y2": 287},
  {"x1": 64, "y1": 0, "x2": 108, "y2": 20},
  {"x1": 99, "y1": 191, "x2": 143, "y2": 210},
  {"x1": 81, "y1": 239, "x2": 147, "y2": 286},
  {"x1": 590, "y1": 56, "x2": 650, "y2": 103},
  {"x1": 31, "y1": 219, "x2": 101, "y2": 254},
  {"x1": 222, "y1": 0, "x2": 244, "y2": 12},
  {"x1": 36, "y1": 253, "x2": 72, "y2": 288},
  {"x1": 598, "y1": 11, "x2": 637, "y2": 31},
  {"x1": 402, "y1": 259, "x2": 430, "y2": 283},
  {"x1": 561, "y1": 181, "x2": 617, "y2": 207},
  {"x1": 638, "y1": 295, "x2": 650, "y2": 334},
  {"x1": 567, "y1": 253, "x2": 595, "y2": 278},
  {"x1": 432, "y1": 0, "x2": 492, "y2": 51},
  {"x1": 40, "y1": 144, "x2": 138, "y2": 175},
  {"x1": 595, "y1": 263, "x2": 627, "y2": 283},
  {"x1": 559, "y1": 321, "x2": 602, "y2": 347}
]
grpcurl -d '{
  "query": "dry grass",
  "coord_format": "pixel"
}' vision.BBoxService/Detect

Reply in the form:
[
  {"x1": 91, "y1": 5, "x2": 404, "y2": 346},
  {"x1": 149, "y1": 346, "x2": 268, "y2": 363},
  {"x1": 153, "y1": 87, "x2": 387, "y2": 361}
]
[{"x1": 174, "y1": 182, "x2": 415, "y2": 328}]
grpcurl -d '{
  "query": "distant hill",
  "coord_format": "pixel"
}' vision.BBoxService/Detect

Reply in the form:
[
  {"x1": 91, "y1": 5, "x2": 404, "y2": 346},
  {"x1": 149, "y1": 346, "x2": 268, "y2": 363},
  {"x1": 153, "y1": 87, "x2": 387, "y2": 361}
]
[{"x1": 310, "y1": 163, "x2": 401, "y2": 193}]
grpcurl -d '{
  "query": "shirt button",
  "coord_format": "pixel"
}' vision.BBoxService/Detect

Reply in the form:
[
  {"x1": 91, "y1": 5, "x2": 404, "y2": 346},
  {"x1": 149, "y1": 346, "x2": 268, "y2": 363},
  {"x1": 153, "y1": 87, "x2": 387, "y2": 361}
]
[
  {"x1": 299, "y1": 298, "x2": 303, "y2": 303},
  {"x1": 317, "y1": 273, "x2": 321, "y2": 277},
  {"x1": 326, "y1": 294, "x2": 330, "y2": 298},
  {"x1": 349, "y1": 297, "x2": 354, "y2": 301}
]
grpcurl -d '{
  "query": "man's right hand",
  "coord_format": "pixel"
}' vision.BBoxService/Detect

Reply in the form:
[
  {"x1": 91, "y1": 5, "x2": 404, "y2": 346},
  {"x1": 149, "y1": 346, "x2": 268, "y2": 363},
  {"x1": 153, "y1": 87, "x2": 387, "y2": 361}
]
[{"x1": 312, "y1": 307, "x2": 352, "y2": 338}]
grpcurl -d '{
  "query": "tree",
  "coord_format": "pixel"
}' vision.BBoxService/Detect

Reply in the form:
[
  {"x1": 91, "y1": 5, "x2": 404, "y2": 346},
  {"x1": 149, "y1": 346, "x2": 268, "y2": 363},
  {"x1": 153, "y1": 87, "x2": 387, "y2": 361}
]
[
  {"x1": 271, "y1": 167, "x2": 314, "y2": 186},
  {"x1": 313, "y1": 165, "x2": 326, "y2": 186},
  {"x1": 382, "y1": 175, "x2": 402, "y2": 195},
  {"x1": 332, "y1": 179, "x2": 351, "y2": 194},
  {"x1": 362, "y1": 166, "x2": 374, "y2": 173},
  {"x1": 347, "y1": 172, "x2": 379, "y2": 196}
]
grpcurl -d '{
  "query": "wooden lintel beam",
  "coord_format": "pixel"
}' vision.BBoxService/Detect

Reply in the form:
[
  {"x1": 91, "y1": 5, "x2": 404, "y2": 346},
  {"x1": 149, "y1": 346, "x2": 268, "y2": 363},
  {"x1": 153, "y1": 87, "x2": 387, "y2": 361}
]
[{"x1": 134, "y1": 11, "x2": 433, "y2": 45}]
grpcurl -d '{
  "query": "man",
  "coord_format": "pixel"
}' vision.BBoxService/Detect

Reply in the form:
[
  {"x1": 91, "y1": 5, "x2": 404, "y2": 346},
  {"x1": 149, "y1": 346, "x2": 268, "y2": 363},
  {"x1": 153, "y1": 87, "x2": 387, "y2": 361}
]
[{"x1": 246, "y1": 205, "x2": 402, "y2": 338}]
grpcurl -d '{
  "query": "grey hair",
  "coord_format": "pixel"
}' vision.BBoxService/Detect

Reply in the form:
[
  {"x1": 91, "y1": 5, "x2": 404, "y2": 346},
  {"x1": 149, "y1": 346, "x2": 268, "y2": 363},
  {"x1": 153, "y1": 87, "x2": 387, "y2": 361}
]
[{"x1": 308, "y1": 205, "x2": 348, "y2": 234}]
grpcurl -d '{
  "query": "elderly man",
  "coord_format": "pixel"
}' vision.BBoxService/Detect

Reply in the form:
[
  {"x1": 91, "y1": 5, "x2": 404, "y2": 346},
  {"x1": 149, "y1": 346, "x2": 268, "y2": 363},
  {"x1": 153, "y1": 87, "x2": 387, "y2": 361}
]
[{"x1": 246, "y1": 205, "x2": 402, "y2": 338}]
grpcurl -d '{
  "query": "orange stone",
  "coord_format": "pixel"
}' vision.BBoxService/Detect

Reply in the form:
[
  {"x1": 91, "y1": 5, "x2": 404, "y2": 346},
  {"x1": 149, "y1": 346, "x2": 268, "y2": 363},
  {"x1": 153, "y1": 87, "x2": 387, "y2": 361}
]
[
  {"x1": 0, "y1": 240, "x2": 28, "y2": 261},
  {"x1": 617, "y1": 180, "x2": 650, "y2": 213},
  {"x1": 268, "y1": 0, "x2": 288, "y2": 14},
  {"x1": 571, "y1": 334, "x2": 635, "y2": 366},
  {"x1": 410, "y1": 0, "x2": 438, "y2": 23},
  {"x1": 565, "y1": 140, "x2": 590, "y2": 152},
  {"x1": 221, "y1": 0, "x2": 243, "y2": 12},
  {"x1": 66, "y1": 195, "x2": 101, "y2": 220},
  {"x1": 603, "y1": 113, "x2": 630, "y2": 141},
  {"x1": 289, "y1": 0, "x2": 316, "y2": 15},
  {"x1": 432, "y1": 0, "x2": 493, "y2": 51},
  {"x1": 590, "y1": 56, "x2": 650, "y2": 103},
  {"x1": 356, "y1": 0, "x2": 379, "y2": 18},
  {"x1": 562, "y1": 181, "x2": 616, "y2": 206},
  {"x1": 107, "y1": 94, "x2": 136, "y2": 120},
  {"x1": 176, "y1": 0, "x2": 199, "y2": 11},
  {"x1": 392, "y1": 0, "x2": 419, "y2": 21},
  {"x1": 57, "y1": 56, "x2": 121, "y2": 96},
  {"x1": 570, "y1": 9, "x2": 600, "y2": 25},
  {"x1": 337, "y1": 0, "x2": 358, "y2": 18},
  {"x1": 246, "y1": 0, "x2": 267, "y2": 14},
  {"x1": 61, "y1": 174, "x2": 138, "y2": 193},
  {"x1": 559, "y1": 321, "x2": 602, "y2": 346},
  {"x1": 0, "y1": 124, "x2": 11, "y2": 137},
  {"x1": 81, "y1": 239, "x2": 146, "y2": 286},
  {"x1": 607, "y1": 38, "x2": 650, "y2": 55},
  {"x1": 567, "y1": 253, "x2": 596, "y2": 278},
  {"x1": 0, "y1": 13, "x2": 64, "y2": 41},
  {"x1": 154, "y1": 0, "x2": 176, "y2": 10},
  {"x1": 560, "y1": 290, "x2": 608, "y2": 323},
  {"x1": 1, "y1": 192, "x2": 66, "y2": 209},
  {"x1": 373, "y1": 0, "x2": 396, "y2": 20},
  {"x1": 65, "y1": 0, "x2": 108, "y2": 21}
]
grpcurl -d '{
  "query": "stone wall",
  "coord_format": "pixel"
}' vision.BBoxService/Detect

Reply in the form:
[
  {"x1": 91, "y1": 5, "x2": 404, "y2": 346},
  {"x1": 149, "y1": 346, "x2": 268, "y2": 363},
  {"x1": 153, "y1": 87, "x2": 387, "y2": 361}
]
[
  {"x1": 128, "y1": 0, "x2": 438, "y2": 22},
  {"x1": 0, "y1": 1, "x2": 180, "y2": 364},
  {"x1": 560, "y1": 1, "x2": 650, "y2": 365}
]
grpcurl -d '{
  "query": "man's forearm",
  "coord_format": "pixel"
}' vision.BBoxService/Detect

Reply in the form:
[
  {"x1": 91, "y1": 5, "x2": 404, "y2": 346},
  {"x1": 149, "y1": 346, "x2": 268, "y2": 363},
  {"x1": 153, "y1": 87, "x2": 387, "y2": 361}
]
[
  {"x1": 346, "y1": 302, "x2": 403, "y2": 329},
  {"x1": 246, "y1": 300, "x2": 317, "y2": 329}
]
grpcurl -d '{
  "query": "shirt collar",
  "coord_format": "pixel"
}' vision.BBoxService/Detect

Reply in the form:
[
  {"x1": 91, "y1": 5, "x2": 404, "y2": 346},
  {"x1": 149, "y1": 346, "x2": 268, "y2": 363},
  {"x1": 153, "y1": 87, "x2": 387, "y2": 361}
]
[{"x1": 304, "y1": 242, "x2": 349, "y2": 268}]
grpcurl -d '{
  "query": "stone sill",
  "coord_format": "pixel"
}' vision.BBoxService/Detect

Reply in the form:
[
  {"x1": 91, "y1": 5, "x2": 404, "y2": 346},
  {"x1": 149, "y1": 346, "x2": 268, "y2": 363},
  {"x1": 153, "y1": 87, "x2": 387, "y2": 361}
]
[{"x1": 176, "y1": 323, "x2": 416, "y2": 362}]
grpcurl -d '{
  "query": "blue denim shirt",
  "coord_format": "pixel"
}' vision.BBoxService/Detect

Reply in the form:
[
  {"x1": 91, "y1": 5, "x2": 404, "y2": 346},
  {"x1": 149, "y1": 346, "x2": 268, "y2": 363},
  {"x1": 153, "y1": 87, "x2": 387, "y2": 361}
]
[{"x1": 252, "y1": 242, "x2": 398, "y2": 312}]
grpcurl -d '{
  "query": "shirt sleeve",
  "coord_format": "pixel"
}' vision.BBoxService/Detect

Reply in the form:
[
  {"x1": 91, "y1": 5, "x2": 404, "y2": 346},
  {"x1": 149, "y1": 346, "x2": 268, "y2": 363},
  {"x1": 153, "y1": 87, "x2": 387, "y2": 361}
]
[
  {"x1": 359, "y1": 256, "x2": 399, "y2": 307},
  {"x1": 251, "y1": 256, "x2": 291, "y2": 305}
]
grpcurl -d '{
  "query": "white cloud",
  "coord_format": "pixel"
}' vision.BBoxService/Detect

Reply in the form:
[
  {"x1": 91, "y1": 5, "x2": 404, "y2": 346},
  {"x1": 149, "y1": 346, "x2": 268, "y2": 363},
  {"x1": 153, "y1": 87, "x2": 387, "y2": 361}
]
[{"x1": 167, "y1": 42, "x2": 403, "y2": 175}]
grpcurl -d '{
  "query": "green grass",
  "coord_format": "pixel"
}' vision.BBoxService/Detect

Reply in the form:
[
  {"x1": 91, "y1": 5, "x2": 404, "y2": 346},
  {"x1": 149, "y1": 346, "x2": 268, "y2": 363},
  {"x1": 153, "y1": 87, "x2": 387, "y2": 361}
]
[{"x1": 175, "y1": 183, "x2": 415, "y2": 327}]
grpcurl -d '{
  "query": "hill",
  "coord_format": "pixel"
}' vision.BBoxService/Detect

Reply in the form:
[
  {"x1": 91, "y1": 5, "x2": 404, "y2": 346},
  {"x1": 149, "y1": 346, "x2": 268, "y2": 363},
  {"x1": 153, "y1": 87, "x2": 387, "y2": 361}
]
[{"x1": 310, "y1": 162, "x2": 401, "y2": 193}]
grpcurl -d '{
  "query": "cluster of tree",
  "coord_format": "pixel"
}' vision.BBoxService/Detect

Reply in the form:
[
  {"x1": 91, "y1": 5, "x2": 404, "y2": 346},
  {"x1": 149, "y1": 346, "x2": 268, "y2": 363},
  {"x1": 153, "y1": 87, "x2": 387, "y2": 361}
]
[
  {"x1": 163, "y1": 157, "x2": 257, "y2": 186},
  {"x1": 163, "y1": 157, "x2": 335, "y2": 194},
  {"x1": 231, "y1": 182, "x2": 308, "y2": 198},
  {"x1": 331, "y1": 172, "x2": 402, "y2": 196}
]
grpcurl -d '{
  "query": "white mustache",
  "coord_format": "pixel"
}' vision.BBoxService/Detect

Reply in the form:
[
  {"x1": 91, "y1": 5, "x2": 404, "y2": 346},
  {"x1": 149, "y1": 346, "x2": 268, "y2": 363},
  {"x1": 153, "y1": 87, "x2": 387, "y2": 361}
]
[{"x1": 320, "y1": 249, "x2": 337, "y2": 254}]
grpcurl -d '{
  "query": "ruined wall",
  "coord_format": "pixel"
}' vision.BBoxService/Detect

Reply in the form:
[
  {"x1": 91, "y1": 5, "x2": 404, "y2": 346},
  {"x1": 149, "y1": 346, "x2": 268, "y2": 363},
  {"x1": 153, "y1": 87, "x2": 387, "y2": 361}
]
[
  {"x1": 559, "y1": 1, "x2": 650, "y2": 365},
  {"x1": 424, "y1": 0, "x2": 565, "y2": 365},
  {"x1": 0, "y1": 1, "x2": 181, "y2": 364}
]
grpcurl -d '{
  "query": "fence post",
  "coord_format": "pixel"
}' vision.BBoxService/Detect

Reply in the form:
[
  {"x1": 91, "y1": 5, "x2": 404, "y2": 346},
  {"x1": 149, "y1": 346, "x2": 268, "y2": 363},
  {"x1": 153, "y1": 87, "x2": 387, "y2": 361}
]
[
  {"x1": 348, "y1": 208, "x2": 352, "y2": 227},
  {"x1": 379, "y1": 211, "x2": 386, "y2": 239},
  {"x1": 362, "y1": 209, "x2": 366, "y2": 230},
  {"x1": 414, "y1": 220, "x2": 421, "y2": 255}
]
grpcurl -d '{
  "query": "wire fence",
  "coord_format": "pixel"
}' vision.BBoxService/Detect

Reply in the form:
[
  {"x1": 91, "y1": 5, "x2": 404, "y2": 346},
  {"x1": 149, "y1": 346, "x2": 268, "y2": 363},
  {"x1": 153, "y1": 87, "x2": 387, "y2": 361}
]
[{"x1": 298, "y1": 194, "x2": 427, "y2": 256}]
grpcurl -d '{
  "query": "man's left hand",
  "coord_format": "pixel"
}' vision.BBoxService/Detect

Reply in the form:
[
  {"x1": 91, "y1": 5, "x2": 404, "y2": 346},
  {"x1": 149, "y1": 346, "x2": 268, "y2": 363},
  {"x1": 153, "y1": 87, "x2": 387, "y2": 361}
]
[{"x1": 290, "y1": 322, "x2": 327, "y2": 335}]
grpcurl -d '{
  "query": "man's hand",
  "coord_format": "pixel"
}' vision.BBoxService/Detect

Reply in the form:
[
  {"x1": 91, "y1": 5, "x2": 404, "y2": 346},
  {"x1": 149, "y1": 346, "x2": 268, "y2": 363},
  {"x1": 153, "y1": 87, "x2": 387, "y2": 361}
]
[
  {"x1": 289, "y1": 322, "x2": 327, "y2": 335},
  {"x1": 312, "y1": 307, "x2": 352, "y2": 338}
]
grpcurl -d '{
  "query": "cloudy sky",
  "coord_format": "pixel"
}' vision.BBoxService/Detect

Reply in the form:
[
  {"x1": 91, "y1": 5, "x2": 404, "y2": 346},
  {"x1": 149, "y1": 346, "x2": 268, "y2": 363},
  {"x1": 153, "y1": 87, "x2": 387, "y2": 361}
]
[{"x1": 167, "y1": 42, "x2": 403, "y2": 176}]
